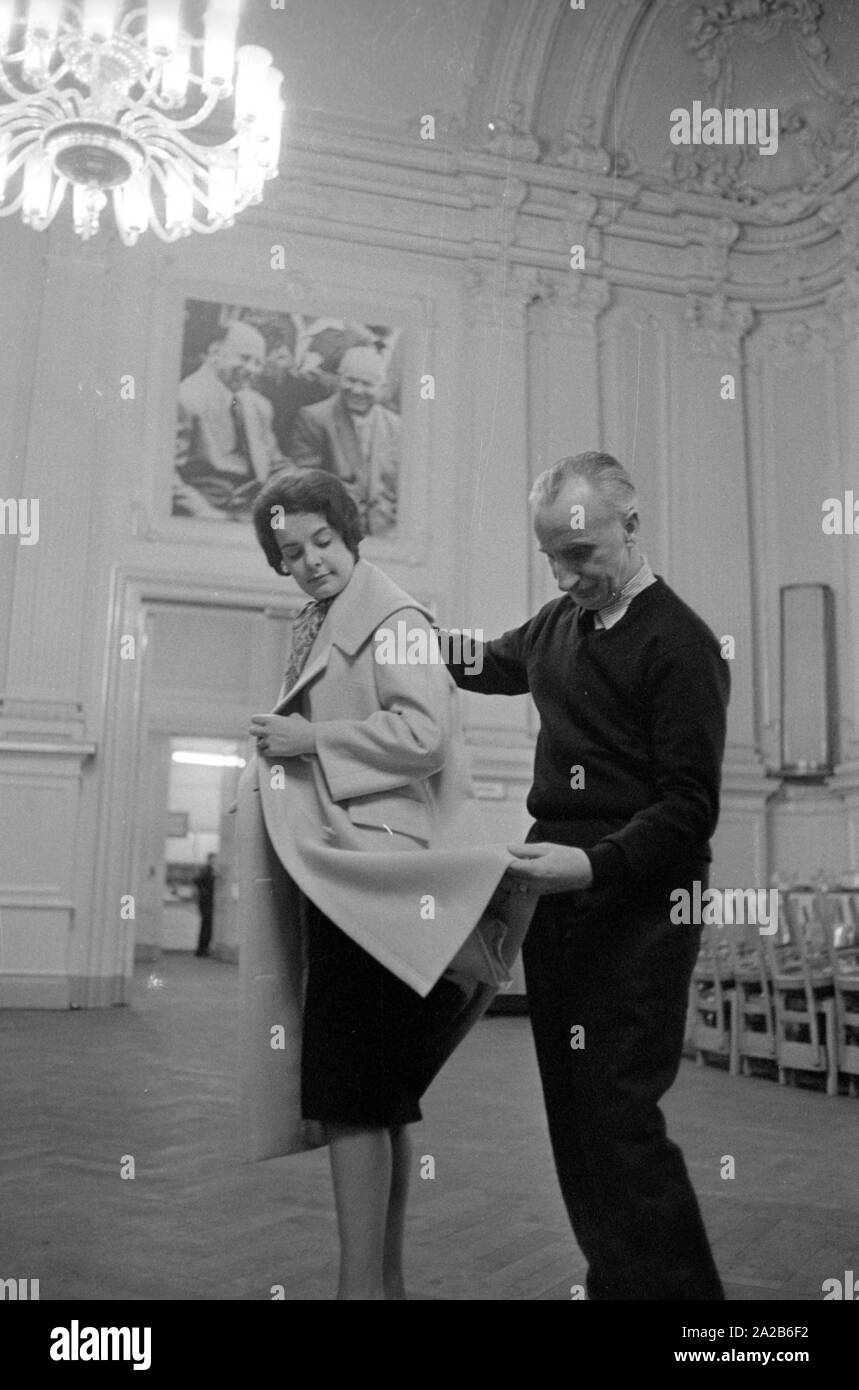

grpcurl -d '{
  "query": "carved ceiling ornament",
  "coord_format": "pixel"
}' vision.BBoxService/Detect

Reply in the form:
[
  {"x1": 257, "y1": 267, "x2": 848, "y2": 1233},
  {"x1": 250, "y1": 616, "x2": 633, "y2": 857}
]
[
  {"x1": 540, "y1": 274, "x2": 612, "y2": 336},
  {"x1": 464, "y1": 171, "x2": 529, "y2": 248},
  {"x1": 482, "y1": 101, "x2": 541, "y2": 161},
  {"x1": 463, "y1": 258, "x2": 552, "y2": 330},
  {"x1": 685, "y1": 1, "x2": 829, "y2": 102},
  {"x1": 818, "y1": 187, "x2": 859, "y2": 261},
  {"x1": 664, "y1": 0, "x2": 859, "y2": 216},
  {"x1": 551, "y1": 115, "x2": 640, "y2": 178},
  {"x1": 684, "y1": 290, "x2": 755, "y2": 356},
  {"x1": 749, "y1": 292, "x2": 859, "y2": 366},
  {"x1": 681, "y1": 213, "x2": 742, "y2": 285}
]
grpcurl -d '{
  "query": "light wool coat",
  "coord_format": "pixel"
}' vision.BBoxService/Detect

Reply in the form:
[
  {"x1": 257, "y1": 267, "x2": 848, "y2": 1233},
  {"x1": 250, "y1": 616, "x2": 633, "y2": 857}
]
[{"x1": 237, "y1": 559, "x2": 527, "y2": 1160}]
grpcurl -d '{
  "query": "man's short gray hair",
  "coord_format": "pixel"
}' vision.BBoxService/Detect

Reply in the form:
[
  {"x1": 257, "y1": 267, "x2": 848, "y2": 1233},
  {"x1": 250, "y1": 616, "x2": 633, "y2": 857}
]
[{"x1": 529, "y1": 452, "x2": 638, "y2": 519}]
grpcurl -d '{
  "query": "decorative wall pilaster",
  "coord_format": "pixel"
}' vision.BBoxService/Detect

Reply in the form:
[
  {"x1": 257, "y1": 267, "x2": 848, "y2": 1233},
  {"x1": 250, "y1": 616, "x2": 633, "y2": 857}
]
[
  {"x1": 674, "y1": 292, "x2": 771, "y2": 881},
  {"x1": 458, "y1": 258, "x2": 547, "y2": 748},
  {"x1": 0, "y1": 239, "x2": 111, "y2": 739},
  {"x1": 528, "y1": 274, "x2": 611, "y2": 619}
]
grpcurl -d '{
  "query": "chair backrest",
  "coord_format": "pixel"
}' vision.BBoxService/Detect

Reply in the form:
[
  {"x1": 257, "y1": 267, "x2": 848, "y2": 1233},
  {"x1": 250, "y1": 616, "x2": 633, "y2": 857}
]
[
  {"x1": 821, "y1": 890, "x2": 859, "y2": 950},
  {"x1": 785, "y1": 889, "x2": 828, "y2": 955},
  {"x1": 696, "y1": 922, "x2": 733, "y2": 980}
]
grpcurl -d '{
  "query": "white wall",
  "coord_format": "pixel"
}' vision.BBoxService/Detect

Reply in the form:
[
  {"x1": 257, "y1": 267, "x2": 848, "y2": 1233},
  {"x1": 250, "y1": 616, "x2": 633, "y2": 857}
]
[{"x1": 2, "y1": 0, "x2": 858, "y2": 1005}]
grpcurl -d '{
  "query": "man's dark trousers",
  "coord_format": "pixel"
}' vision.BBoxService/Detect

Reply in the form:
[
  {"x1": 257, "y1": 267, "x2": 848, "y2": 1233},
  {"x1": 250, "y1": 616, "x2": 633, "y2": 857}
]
[{"x1": 522, "y1": 885, "x2": 725, "y2": 1300}]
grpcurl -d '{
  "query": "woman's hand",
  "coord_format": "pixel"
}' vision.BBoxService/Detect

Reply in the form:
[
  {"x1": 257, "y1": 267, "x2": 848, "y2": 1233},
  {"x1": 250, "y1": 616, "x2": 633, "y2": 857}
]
[
  {"x1": 505, "y1": 842, "x2": 594, "y2": 894},
  {"x1": 249, "y1": 713, "x2": 317, "y2": 758}
]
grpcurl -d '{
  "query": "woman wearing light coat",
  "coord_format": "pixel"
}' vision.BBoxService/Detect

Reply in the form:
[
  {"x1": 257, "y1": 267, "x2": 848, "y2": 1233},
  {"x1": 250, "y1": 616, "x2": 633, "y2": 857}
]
[{"x1": 237, "y1": 469, "x2": 533, "y2": 1300}]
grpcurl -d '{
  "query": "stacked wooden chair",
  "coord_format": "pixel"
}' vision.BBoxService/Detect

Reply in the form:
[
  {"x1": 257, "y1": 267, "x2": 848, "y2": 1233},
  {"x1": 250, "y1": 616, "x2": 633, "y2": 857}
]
[
  {"x1": 689, "y1": 921, "x2": 736, "y2": 1070},
  {"x1": 763, "y1": 887, "x2": 838, "y2": 1096},
  {"x1": 687, "y1": 877, "x2": 859, "y2": 1094},
  {"x1": 727, "y1": 917, "x2": 777, "y2": 1077},
  {"x1": 820, "y1": 887, "x2": 859, "y2": 1096}
]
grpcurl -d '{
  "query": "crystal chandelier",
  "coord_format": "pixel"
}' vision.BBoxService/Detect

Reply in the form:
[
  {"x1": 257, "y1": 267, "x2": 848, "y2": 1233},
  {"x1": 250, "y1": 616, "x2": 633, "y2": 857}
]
[{"x1": 0, "y1": 0, "x2": 284, "y2": 244}]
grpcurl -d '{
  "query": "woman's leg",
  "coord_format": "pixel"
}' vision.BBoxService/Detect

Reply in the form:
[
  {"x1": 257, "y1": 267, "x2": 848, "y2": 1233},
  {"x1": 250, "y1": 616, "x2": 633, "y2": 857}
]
[
  {"x1": 326, "y1": 1123, "x2": 391, "y2": 1300},
  {"x1": 383, "y1": 1125, "x2": 411, "y2": 1300}
]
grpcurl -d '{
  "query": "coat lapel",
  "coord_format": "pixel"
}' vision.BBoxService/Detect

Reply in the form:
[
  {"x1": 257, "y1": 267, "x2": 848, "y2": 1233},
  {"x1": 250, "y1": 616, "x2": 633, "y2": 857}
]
[
  {"x1": 322, "y1": 558, "x2": 434, "y2": 657},
  {"x1": 273, "y1": 645, "x2": 331, "y2": 711},
  {"x1": 331, "y1": 396, "x2": 363, "y2": 478}
]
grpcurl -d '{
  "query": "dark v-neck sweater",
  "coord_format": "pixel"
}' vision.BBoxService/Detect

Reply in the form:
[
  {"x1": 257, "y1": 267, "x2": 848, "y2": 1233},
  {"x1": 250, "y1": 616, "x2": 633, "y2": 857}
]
[{"x1": 447, "y1": 578, "x2": 730, "y2": 890}]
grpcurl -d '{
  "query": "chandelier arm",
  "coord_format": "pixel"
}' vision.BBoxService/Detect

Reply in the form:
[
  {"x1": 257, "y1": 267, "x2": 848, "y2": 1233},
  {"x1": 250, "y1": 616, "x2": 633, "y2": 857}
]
[
  {"x1": 42, "y1": 59, "x2": 71, "y2": 87},
  {"x1": 119, "y1": 8, "x2": 205, "y2": 54},
  {"x1": 147, "y1": 151, "x2": 204, "y2": 202},
  {"x1": 132, "y1": 123, "x2": 220, "y2": 170},
  {"x1": 0, "y1": 117, "x2": 49, "y2": 143},
  {"x1": 146, "y1": 155, "x2": 253, "y2": 234},
  {"x1": 121, "y1": 91, "x2": 222, "y2": 142},
  {"x1": 42, "y1": 173, "x2": 68, "y2": 228},
  {"x1": 0, "y1": 68, "x2": 45, "y2": 104},
  {"x1": 118, "y1": 70, "x2": 164, "y2": 116},
  {"x1": 148, "y1": 84, "x2": 197, "y2": 113},
  {"x1": 0, "y1": 187, "x2": 27, "y2": 216},
  {"x1": 0, "y1": 134, "x2": 48, "y2": 183},
  {"x1": 159, "y1": 88, "x2": 222, "y2": 132},
  {"x1": 0, "y1": 79, "x2": 76, "y2": 123},
  {"x1": 145, "y1": 160, "x2": 213, "y2": 241},
  {"x1": 146, "y1": 217, "x2": 188, "y2": 244},
  {"x1": 119, "y1": 9, "x2": 149, "y2": 38}
]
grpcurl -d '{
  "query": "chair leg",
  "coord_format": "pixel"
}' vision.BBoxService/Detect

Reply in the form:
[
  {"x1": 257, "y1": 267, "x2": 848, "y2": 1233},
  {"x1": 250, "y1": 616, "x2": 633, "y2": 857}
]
[
  {"x1": 728, "y1": 995, "x2": 739, "y2": 1076},
  {"x1": 823, "y1": 1000, "x2": 839, "y2": 1098}
]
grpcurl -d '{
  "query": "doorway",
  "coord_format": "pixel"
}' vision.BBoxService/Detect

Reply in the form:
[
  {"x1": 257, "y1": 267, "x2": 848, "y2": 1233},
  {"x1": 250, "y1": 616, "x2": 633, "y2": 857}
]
[
  {"x1": 124, "y1": 594, "x2": 295, "y2": 986},
  {"x1": 135, "y1": 734, "x2": 248, "y2": 961}
]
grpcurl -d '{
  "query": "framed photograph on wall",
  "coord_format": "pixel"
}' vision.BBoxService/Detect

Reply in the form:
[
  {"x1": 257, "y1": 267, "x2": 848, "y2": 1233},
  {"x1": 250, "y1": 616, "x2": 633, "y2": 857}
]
[{"x1": 170, "y1": 296, "x2": 405, "y2": 538}]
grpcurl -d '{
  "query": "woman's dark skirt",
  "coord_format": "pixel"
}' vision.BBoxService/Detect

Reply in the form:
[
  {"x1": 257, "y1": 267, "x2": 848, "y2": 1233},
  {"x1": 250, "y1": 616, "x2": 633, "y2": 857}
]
[{"x1": 300, "y1": 898, "x2": 473, "y2": 1127}]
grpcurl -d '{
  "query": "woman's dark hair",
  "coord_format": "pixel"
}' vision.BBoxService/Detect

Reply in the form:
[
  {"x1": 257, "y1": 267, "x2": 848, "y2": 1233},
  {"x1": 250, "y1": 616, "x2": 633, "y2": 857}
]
[{"x1": 252, "y1": 468, "x2": 363, "y2": 572}]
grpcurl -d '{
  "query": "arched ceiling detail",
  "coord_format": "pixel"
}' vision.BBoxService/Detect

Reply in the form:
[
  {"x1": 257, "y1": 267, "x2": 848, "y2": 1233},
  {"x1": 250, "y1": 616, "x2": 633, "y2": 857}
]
[
  {"x1": 465, "y1": 0, "x2": 859, "y2": 226},
  {"x1": 226, "y1": 0, "x2": 859, "y2": 310}
]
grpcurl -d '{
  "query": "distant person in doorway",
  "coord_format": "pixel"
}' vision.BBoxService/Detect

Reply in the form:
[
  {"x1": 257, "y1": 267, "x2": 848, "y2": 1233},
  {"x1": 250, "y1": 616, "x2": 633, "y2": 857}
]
[{"x1": 194, "y1": 853, "x2": 217, "y2": 958}]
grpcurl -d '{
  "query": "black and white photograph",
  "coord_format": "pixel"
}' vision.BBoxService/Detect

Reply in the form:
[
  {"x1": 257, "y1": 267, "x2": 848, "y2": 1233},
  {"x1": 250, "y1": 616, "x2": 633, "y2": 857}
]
[
  {"x1": 173, "y1": 297, "x2": 403, "y2": 533},
  {"x1": 1, "y1": 0, "x2": 858, "y2": 1362}
]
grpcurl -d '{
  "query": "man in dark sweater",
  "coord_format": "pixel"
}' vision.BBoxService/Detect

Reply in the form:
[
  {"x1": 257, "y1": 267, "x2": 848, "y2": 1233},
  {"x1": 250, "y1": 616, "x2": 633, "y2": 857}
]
[{"x1": 445, "y1": 451, "x2": 728, "y2": 1300}]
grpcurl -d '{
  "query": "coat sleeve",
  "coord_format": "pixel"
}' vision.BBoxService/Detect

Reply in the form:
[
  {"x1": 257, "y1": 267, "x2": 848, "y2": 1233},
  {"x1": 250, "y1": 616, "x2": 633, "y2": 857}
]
[
  {"x1": 313, "y1": 609, "x2": 451, "y2": 800},
  {"x1": 173, "y1": 392, "x2": 227, "y2": 519},
  {"x1": 287, "y1": 406, "x2": 326, "y2": 469},
  {"x1": 442, "y1": 618, "x2": 532, "y2": 695},
  {"x1": 175, "y1": 389, "x2": 195, "y2": 475},
  {"x1": 257, "y1": 394, "x2": 286, "y2": 469}
]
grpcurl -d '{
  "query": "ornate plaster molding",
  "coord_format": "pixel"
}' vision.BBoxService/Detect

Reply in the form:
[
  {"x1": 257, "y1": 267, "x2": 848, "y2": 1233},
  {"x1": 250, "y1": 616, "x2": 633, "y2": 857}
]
[
  {"x1": 482, "y1": 102, "x2": 541, "y2": 162},
  {"x1": 685, "y1": 291, "x2": 755, "y2": 356},
  {"x1": 463, "y1": 258, "x2": 551, "y2": 330},
  {"x1": 684, "y1": 0, "x2": 828, "y2": 101},
  {"x1": 541, "y1": 275, "x2": 612, "y2": 336}
]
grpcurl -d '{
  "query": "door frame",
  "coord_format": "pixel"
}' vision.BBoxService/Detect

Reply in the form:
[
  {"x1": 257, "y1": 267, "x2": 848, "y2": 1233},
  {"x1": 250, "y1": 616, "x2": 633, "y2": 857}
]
[{"x1": 83, "y1": 565, "x2": 301, "y2": 1006}]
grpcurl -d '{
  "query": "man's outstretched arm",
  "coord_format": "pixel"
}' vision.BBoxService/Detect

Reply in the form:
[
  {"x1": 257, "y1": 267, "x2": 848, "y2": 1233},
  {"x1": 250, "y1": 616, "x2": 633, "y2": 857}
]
[{"x1": 439, "y1": 621, "x2": 532, "y2": 696}]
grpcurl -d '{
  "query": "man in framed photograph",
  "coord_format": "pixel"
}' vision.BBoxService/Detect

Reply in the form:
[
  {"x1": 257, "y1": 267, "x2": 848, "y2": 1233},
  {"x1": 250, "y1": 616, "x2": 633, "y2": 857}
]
[
  {"x1": 288, "y1": 345, "x2": 401, "y2": 536},
  {"x1": 174, "y1": 320, "x2": 288, "y2": 523}
]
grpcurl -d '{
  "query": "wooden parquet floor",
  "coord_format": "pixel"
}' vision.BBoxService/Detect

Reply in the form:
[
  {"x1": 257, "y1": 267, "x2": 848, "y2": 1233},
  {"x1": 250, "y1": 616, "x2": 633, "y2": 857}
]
[{"x1": 1, "y1": 955, "x2": 856, "y2": 1301}]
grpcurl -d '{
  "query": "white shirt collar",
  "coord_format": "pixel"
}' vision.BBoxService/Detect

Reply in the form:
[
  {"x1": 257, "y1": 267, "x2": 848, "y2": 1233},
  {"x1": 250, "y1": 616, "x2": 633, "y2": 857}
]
[{"x1": 593, "y1": 557, "x2": 656, "y2": 630}]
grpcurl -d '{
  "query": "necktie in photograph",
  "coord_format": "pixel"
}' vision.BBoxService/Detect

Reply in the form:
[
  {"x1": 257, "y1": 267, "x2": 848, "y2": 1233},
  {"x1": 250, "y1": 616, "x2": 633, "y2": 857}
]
[
  {"x1": 280, "y1": 598, "x2": 333, "y2": 698},
  {"x1": 230, "y1": 394, "x2": 252, "y2": 462}
]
